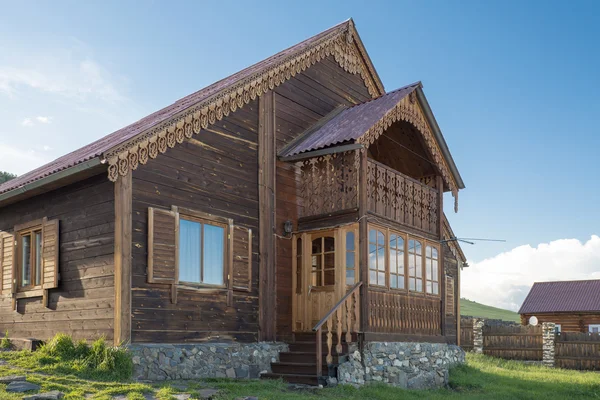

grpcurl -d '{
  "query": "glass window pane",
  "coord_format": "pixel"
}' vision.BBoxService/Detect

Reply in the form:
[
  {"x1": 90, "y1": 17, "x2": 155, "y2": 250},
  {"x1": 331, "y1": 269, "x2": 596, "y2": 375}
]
[
  {"x1": 378, "y1": 272, "x2": 385, "y2": 285},
  {"x1": 377, "y1": 231, "x2": 384, "y2": 246},
  {"x1": 203, "y1": 224, "x2": 224, "y2": 285},
  {"x1": 346, "y1": 232, "x2": 355, "y2": 251},
  {"x1": 346, "y1": 269, "x2": 355, "y2": 285},
  {"x1": 312, "y1": 238, "x2": 322, "y2": 254},
  {"x1": 369, "y1": 229, "x2": 376, "y2": 243},
  {"x1": 324, "y1": 253, "x2": 335, "y2": 269},
  {"x1": 324, "y1": 237, "x2": 335, "y2": 252},
  {"x1": 390, "y1": 250, "x2": 397, "y2": 274},
  {"x1": 325, "y1": 269, "x2": 335, "y2": 285},
  {"x1": 346, "y1": 252, "x2": 355, "y2": 269},
  {"x1": 426, "y1": 258, "x2": 432, "y2": 279},
  {"x1": 21, "y1": 235, "x2": 31, "y2": 287},
  {"x1": 390, "y1": 276, "x2": 397, "y2": 289},
  {"x1": 416, "y1": 256, "x2": 422, "y2": 277},
  {"x1": 426, "y1": 281, "x2": 432, "y2": 294},
  {"x1": 409, "y1": 279, "x2": 415, "y2": 291},
  {"x1": 369, "y1": 244, "x2": 377, "y2": 269},
  {"x1": 369, "y1": 270, "x2": 377, "y2": 284},
  {"x1": 433, "y1": 282, "x2": 439, "y2": 295},
  {"x1": 312, "y1": 255, "x2": 319, "y2": 270},
  {"x1": 408, "y1": 240, "x2": 415, "y2": 254},
  {"x1": 377, "y1": 248, "x2": 385, "y2": 271},
  {"x1": 432, "y1": 247, "x2": 438, "y2": 259},
  {"x1": 433, "y1": 261, "x2": 438, "y2": 281},
  {"x1": 296, "y1": 238, "x2": 302, "y2": 256},
  {"x1": 35, "y1": 231, "x2": 42, "y2": 286},
  {"x1": 415, "y1": 241, "x2": 422, "y2": 254},
  {"x1": 398, "y1": 277, "x2": 405, "y2": 289},
  {"x1": 390, "y1": 234, "x2": 397, "y2": 249},
  {"x1": 179, "y1": 220, "x2": 201, "y2": 283},
  {"x1": 416, "y1": 279, "x2": 423, "y2": 292}
]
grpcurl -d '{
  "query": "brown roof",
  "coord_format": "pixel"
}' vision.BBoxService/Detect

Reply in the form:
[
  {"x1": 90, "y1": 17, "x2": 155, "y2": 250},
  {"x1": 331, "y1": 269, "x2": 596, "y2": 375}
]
[
  {"x1": 0, "y1": 19, "x2": 374, "y2": 196},
  {"x1": 280, "y1": 82, "x2": 420, "y2": 157},
  {"x1": 518, "y1": 280, "x2": 600, "y2": 314}
]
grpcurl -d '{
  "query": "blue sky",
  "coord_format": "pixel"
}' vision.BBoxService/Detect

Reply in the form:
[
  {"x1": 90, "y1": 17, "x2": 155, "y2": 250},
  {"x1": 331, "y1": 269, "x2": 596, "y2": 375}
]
[{"x1": 1, "y1": 1, "x2": 599, "y2": 309}]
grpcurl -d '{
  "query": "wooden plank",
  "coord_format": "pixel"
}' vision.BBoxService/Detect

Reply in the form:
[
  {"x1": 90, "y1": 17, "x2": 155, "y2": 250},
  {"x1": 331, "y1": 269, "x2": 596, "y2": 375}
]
[
  {"x1": 258, "y1": 90, "x2": 276, "y2": 341},
  {"x1": 114, "y1": 173, "x2": 132, "y2": 345}
]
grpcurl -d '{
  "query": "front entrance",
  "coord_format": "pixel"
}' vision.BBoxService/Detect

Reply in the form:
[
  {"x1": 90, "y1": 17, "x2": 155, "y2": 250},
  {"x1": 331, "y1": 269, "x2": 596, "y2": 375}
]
[{"x1": 292, "y1": 225, "x2": 358, "y2": 332}]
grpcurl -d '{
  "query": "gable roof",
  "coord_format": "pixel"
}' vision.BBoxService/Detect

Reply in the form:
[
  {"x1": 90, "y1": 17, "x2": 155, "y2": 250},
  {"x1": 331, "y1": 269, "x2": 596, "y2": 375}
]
[
  {"x1": 280, "y1": 82, "x2": 420, "y2": 157},
  {"x1": 0, "y1": 19, "x2": 383, "y2": 199},
  {"x1": 518, "y1": 280, "x2": 600, "y2": 314}
]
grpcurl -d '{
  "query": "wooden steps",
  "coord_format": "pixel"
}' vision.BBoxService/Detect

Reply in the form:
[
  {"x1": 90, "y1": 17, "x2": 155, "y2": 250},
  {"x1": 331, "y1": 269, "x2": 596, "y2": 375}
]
[{"x1": 261, "y1": 332, "x2": 351, "y2": 386}]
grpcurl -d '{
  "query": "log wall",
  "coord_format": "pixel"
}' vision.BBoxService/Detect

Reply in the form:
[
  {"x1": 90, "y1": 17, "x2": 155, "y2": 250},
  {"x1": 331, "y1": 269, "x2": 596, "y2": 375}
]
[
  {"x1": 131, "y1": 99, "x2": 260, "y2": 343},
  {"x1": 0, "y1": 174, "x2": 115, "y2": 341},
  {"x1": 520, "y1": 313, "x2": 600, "y2": 333}
]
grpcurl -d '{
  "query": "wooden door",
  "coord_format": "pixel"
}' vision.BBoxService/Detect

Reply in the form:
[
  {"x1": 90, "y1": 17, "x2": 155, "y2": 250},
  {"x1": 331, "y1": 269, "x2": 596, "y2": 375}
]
[{"x1": 293, "y1": 230, "x2": 346, "y2": 332}]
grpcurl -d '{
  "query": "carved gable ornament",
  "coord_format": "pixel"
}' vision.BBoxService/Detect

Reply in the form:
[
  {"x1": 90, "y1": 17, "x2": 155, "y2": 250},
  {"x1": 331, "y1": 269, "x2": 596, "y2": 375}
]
[
  {"x1": 356, "y1": 91, "x2": 460, "y2": 211},
  {"x1": 104, "y1": 22, "x2": 383, "y2": 183}
]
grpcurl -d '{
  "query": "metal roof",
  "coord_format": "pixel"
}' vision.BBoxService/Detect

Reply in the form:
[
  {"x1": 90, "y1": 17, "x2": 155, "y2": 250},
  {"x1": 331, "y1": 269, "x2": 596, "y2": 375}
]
[
  {"x1": 518, "y1": 280, "x2": 600, "y2": 314},
  {"x1": 0, "y1": 20, "x2": 362, "y2": 196},
  {"x1": 280, "y1": 82, "x2": 420, "y2": 157}
]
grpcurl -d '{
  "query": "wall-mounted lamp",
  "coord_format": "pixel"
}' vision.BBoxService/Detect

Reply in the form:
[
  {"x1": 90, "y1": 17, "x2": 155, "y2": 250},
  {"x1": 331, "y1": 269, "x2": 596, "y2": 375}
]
[{"x1": 283, "y1": 220, "x2": 293, "y2": 237}]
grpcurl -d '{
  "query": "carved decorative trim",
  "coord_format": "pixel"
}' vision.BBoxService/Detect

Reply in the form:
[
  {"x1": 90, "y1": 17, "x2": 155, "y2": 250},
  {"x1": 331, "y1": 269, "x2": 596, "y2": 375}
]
[
  {"x1": 105, "y1": 24, "x2": 383, "y2": 183},
  {"x1": 442, "y1": 216, "x2": 466, "y2": 262},
  {"x1": 356, "y1": 92, "x2": 459, "y2": 211}
]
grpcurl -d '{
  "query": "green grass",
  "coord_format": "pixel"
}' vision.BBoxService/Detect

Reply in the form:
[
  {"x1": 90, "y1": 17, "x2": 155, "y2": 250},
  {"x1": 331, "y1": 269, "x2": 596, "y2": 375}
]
[
  {"x1": 461, "y1": 298, "x2": 521, "y2": 323},
  {"x1": 0, "y1": 352, "x2": 600, "y2": 399}
]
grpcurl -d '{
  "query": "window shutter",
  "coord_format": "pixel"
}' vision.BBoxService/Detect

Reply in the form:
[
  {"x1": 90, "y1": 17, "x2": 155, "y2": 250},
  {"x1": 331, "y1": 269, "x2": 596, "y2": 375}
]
[
  {"x1": 147, "y1": 207, "x2": 179, "y2": 303},
  {"x1": 231, "y1": 225, "x2": 252, "y2": 292},
  {"x1": 446, "y1": 276, "x2": 455, "y2": 315},
  {"x1": 0, "y1": 232, "x2": 14, "y2": 295},
  {"x1": 41, "y1": 218, "x2": 60, "y2": 290}
]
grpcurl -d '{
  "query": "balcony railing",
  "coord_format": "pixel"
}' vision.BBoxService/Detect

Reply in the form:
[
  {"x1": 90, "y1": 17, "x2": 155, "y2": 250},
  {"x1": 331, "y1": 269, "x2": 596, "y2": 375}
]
[{"x1": 367, "y1": 159, "x2": 439, "y2": 235}]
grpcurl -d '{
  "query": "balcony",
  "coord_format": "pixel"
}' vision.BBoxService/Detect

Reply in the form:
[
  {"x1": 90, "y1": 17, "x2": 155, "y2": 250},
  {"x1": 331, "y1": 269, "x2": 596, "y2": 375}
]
[{"x1": 367, "y1": 159, "x2": 439, "y2": 235}]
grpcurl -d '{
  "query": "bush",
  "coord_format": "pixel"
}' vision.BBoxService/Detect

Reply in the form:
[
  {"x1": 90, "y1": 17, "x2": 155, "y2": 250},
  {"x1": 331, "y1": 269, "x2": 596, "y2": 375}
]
[{"x1": 36, "y1": 333, "x2": 133, "y2": 380}]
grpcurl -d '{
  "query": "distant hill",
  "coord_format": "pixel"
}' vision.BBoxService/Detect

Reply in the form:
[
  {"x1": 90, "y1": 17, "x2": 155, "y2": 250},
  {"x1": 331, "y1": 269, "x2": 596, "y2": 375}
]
[{"x1": 460, "y1": 298, "x2": 521, "y2": 323}]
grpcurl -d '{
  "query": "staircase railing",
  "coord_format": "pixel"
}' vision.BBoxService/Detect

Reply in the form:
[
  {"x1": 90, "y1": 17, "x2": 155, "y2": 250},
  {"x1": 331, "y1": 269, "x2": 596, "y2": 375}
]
[{"x1": 312, "y1": 281, "x2": 362, "y2": 376}]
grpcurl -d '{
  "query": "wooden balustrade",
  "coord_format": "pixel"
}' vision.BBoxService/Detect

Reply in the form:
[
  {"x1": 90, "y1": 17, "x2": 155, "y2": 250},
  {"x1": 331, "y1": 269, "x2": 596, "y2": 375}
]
[
  {"x1": 368, "y1": 290, "x2": 441, "y2": 336},
  {"x1": 313, "y1": 282, "x2": 362, "y2": 376},
  {"x1": 367, "y1": 159, "x2": 439, "y2": 235}
]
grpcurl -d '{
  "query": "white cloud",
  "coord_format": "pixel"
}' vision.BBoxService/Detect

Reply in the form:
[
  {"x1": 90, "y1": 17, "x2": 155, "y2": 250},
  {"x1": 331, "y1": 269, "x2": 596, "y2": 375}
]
[
  {"x1": 0, "y1": 143, "x2": 51, "y2": 175},
  {"x1": 21, "y1": 118, "x2": 34, "y2": 127},
  {"x1": 462, "y1": 236, "x2": 600, "y2": 312},
  {"x1": 35, "y1": 116, "x2": 52, "y2": 124}
]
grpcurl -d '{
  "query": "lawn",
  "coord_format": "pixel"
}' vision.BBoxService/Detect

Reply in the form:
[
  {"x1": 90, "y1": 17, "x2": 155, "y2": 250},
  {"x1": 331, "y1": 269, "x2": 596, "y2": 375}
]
[
  {"x1": 1, "y1": 340, "x2": 600, "y2": 399},
  {"x1": 461, "y1": 298, "x2": 521, "y2": 323}
]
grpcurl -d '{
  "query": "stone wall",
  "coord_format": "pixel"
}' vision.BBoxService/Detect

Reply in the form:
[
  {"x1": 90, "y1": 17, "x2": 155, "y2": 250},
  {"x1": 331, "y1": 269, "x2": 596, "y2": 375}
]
[
  {"x1": 129, "y1": 342, "x2": 288, "y2": 381},
  {"x1": 338, "y1": 342, "x2": 465, "y2": 389},
  {"x1": 542, "y1": 322, "x2": 556, "y2": 367}
]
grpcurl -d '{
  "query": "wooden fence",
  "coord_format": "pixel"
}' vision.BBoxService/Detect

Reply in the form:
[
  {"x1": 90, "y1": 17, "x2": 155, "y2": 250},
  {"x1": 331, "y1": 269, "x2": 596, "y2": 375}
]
[
  {"x1": 482, "y1": 325, "x2": 543, "y2": 361},
  {"x1": 460, "y1": 318, "x2": 473, "y2": 351},
  {"x1": 556, "y1": 332, "x2": 600, "y2": 370}
]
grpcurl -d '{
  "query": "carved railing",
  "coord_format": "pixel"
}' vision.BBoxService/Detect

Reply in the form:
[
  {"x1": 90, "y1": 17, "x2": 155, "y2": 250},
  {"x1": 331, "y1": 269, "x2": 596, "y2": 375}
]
[
  {"x1": 312, "y1": 282, "x2": 362, "y2": 376},
  {"x1": 299, "y1": 150, "x2": 359, "y2": 217},
  {"x1": 368, "y1": 290, "x2": 441, "y2": 336},
  {"x1": 367, "y1": 159, "x2": 439, "y2": 235}
]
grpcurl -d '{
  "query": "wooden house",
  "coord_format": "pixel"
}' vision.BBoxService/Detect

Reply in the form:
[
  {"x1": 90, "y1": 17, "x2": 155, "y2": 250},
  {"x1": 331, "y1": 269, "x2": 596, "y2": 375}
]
[
  {"x1": 519, "y1": 280, "x2": 600, "y2": 333},
  {"x1": 0, "y1": 19, "x2": 466, "y2": 383}
]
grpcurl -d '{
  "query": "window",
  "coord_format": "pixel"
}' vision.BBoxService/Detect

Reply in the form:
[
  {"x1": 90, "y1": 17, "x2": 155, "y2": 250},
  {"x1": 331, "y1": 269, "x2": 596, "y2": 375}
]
[
  {"x1": 311, "y1": 236, "x2": 335, "y2": 287},
  {"x1": 296, "y1": 237, "x2": 302, "y2": 294},
  {"x1": 555, "y1": 324, "x2": 561, "y2": 335},
  {"x1": 17, "y1": 226, "x2": 43, "y2": 290},
  {"x1": 589, "y1": 324, "x2": 600, "y2": 333},
  {"x1": 408, "y1": 239, "x2": 423, "y2": 292},
  {"x1": 389, "y1": 233, "x2": 405, "y2": 289},
  {"x1": 179, "y1": 217, "x2": 226, "y2": 286},
  {"x1": 346, "y1": 231, "x2": 356, "y2": 285},
  {"x1": 425, "y1": 245, "x2": 439, "y2": 294},
  {"x1": 368, "y1": 229, "x2": 386, "y2": 286}
]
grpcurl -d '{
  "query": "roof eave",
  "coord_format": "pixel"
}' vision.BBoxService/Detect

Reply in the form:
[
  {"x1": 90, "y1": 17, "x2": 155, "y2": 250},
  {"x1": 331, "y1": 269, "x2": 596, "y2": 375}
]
[
  {"x1": 0, "y1": 158, "x2": 104, "y2": 207},
  {"x1": 415, "y1": 86, "x2": 465, "y2": 190}
]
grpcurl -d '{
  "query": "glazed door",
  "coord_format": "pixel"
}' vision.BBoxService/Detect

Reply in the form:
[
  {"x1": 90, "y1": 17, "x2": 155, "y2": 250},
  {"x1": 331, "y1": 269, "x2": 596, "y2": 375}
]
[{"x1": 293, "y1": 230, "x2": 347, "y2": 332}]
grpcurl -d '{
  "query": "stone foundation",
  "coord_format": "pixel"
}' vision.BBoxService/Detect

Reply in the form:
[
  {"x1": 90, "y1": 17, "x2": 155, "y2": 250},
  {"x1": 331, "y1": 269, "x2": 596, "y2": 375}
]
[
  {"x1": 129, "y1": 342, "x2": 288, "y2": 381},
  {"x1": 338, "y1": 342, "x2": 465, "y2": 389}
]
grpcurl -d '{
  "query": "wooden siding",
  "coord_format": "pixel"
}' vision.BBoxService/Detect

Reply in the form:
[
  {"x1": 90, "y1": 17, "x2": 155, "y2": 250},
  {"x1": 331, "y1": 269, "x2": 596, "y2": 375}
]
[
  {"x1": 482, "y1": 325, "x2": 543, "y2": 361},
  {"x1": 0, "y1": 174, "x2": 115, "y2": 341},
  {"x1": 273, "y1": 57, "x2": 371, "y2": 341},
  {"x1": 520, "y1": 313, "x2": 600, "y2": 333},
  {"x1": 131, "y1": 99, "x2": 260, "y2": 343},
  {"x1": 443, "y1": 243, "x2": 460, "y2": 344}
]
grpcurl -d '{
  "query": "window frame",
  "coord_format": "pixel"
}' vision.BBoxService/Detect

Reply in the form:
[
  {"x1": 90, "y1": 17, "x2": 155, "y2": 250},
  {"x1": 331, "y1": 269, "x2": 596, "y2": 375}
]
[
  {"x1": 425, "y1": 245, "x2": 440, "y2": 295},
  {"x1": 177, "y1": 208, "x2": 231, "y2": 290},
  {"x1": 368, "y1": 228, "x2": 387, "y2": 287},
  {"x1": 15, "y1": 221, "x2": 44, "y2": 292},
  {"x1": 589, "y1": 324, "x2": 600, "y2": 333},
  {"x1": 344, "y1": 228, "x2": 358, "y2": 287},
  {"x1": 309, "y1": 231, "x2": 336, "y2": 291},
  {"x1": 366, "y1": 223, "x2": 441, "y2": 297}
]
